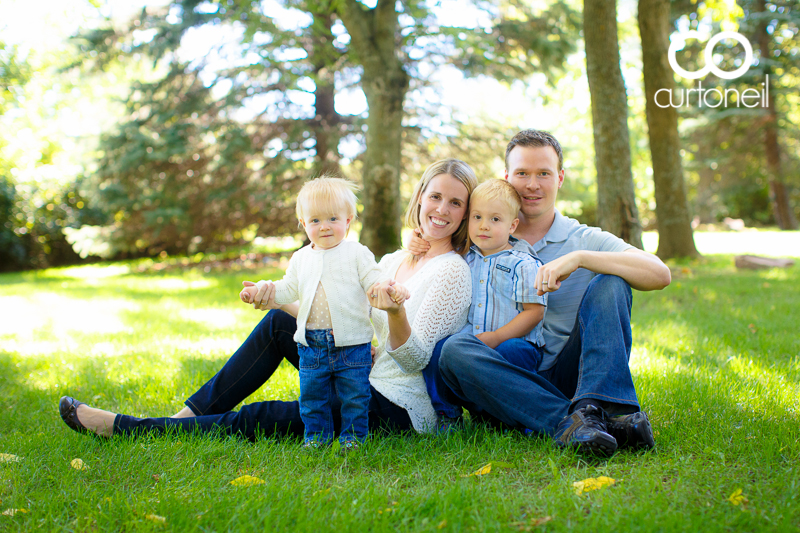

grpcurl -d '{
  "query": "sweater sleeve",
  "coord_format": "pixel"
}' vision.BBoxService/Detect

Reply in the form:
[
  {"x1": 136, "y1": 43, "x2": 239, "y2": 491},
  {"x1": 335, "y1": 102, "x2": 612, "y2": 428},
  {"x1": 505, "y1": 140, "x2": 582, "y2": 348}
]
[
  {"x1": 273, "y1": 251, "x2": 300, "y2": 304},
  {"x1": 357, "y1": 244, "x2": 386, "y2": 293},
  {"x1": 386, "y1": 257, "x2": 471, "y2": 373}
]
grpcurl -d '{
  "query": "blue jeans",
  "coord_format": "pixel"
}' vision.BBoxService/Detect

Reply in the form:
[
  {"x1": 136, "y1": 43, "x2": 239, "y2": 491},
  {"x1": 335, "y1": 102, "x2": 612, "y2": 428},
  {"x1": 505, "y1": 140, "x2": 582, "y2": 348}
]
[
  {"x1": 113, "y1": 310, "x2": 412, "y2": 440},
  {"x1": 423, "y1": 336, "x2": 543, "y2": 419},
  {"x1": 299, "y1": 330, "x2": 371, "y2": 444},
  {"x1": 438, "y1": 275, "x2": 639, "y2": 436}
]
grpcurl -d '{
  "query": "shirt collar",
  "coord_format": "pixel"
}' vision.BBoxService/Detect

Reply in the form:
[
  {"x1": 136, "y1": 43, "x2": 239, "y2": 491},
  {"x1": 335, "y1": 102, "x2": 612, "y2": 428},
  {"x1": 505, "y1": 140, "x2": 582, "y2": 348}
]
[
  {"x1": 470, "y1": 236, "x2": 535, "y2": 258},
  {"x1": 543, "y1": 209, "x2": 571, "y2": 244}
]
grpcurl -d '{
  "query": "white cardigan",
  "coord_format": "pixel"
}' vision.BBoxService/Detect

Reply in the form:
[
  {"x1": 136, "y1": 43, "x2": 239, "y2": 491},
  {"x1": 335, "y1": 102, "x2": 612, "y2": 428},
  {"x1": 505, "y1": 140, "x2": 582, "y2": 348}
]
[
  {"x1": 269, "y1": 241, "x2": 384, "y2": 347},
  {"x1": 369, "y1": 250, "x2": 472, "y2": 433}
]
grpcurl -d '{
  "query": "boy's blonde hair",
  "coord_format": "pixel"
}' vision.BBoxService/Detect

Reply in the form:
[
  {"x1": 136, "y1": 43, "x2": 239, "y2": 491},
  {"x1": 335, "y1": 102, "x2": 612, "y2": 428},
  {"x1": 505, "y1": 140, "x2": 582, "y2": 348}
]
[
  {"x1": 470, "y1": 179, "x2": 522, "y2": 219},
  {"x1": 296, "y1": 175, "x2": 359, "y2": 228},
  {"x1": 404, "y1": 159, "x2": 478, "y2": 256}
]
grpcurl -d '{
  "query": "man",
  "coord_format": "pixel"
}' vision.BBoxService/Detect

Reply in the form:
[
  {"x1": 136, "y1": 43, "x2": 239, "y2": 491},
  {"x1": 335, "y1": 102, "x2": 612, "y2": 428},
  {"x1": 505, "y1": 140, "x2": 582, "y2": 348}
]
[{"x1": 422, "y1": 129, "x2": 671, "y2": 455}]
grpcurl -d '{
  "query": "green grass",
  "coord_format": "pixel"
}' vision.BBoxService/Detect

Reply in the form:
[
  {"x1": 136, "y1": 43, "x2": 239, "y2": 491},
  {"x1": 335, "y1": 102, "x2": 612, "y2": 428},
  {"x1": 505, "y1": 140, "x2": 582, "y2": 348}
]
[{"x1": 1, "y1": 255, "x2": 799, "y2": 532}]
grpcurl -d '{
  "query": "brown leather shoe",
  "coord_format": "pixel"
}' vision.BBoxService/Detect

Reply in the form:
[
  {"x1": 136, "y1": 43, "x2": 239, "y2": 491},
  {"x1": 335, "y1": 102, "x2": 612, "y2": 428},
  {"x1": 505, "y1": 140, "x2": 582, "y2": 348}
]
[{"x1": 59, "y1": 396, "x2": 88, "y2": 434}]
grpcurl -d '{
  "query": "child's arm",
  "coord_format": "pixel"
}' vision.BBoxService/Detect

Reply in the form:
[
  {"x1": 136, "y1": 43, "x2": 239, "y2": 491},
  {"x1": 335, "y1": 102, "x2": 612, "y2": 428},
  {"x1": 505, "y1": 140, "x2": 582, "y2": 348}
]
[{"x1": 475, "y1": 303, "x2": 544, "y2": 349}]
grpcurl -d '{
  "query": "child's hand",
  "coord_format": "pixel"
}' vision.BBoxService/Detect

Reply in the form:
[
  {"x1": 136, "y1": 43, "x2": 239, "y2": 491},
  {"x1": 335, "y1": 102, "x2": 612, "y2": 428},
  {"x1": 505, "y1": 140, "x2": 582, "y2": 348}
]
[
  {"x1": 367, "y1": 280, "x2": 404, "y2": 314},
  {"x1": 388, "y1": 281, "x2": 410, "y2": 305},
  {"x1": 407, "y1": 228, "x2": 431, "y2": 257},
  {"x1": 475, "y1": 331, "x2": 501, "y2": 349},
  {"x1": 240, "y1": 283, "x2": 259, "y2": 304}
]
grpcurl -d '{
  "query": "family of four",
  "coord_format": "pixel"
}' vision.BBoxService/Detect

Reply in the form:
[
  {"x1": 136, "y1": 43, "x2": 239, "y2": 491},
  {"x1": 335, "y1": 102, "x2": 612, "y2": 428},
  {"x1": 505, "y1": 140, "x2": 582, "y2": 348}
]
[{"x1": 60, "y1": 129, "x2": 671, "y2": 456}]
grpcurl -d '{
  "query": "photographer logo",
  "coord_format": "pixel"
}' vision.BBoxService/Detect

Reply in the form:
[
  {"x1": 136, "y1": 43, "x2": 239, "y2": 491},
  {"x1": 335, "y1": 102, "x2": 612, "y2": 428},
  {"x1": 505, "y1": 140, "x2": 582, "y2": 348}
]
[{"x1": 657, "y1": 30, "x2": 767, "y2": 109}]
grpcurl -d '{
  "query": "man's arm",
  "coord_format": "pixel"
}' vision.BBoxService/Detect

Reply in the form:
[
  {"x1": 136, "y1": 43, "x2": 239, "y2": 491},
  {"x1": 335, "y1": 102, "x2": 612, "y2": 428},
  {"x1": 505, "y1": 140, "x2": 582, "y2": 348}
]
[
  {"x1": 475, "y1": 303, "x2": 544, "y2": 349},
  {"x1": 534, "y1": 248, "x2": 671, "y2": 295}
]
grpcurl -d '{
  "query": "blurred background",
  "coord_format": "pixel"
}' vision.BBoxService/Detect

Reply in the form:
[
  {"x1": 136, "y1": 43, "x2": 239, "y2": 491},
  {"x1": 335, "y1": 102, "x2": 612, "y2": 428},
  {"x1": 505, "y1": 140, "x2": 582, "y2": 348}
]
[{"x1": 1, "y1": 0, "x2": 797, "y2": 271}]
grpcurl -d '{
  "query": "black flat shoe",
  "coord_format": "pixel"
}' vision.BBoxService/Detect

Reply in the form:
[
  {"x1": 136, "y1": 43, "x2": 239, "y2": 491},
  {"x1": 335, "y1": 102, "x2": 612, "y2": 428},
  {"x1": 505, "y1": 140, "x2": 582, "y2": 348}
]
[{"x1": 59, "y1": 396, "x2": 88, "y2": 434}]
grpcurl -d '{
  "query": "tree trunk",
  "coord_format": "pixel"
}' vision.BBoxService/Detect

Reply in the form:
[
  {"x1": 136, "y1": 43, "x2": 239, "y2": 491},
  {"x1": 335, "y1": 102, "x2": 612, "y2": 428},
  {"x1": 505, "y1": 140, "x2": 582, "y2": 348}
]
[
  {"x1": 583, "y1": 0, "x2": 643, "y2": 249},
  {"x1": 638, "y1": 0, "x2": 699, "y2": 258},
  {"x1": 337, "y1": 0, "x2": 409, "y2": 257},
  {"x1": 756, "y1": 0, "x2": 798, "y2": 230},
  {"x1": 309, "y1": 5, "x2": 343, "y2": 177}
]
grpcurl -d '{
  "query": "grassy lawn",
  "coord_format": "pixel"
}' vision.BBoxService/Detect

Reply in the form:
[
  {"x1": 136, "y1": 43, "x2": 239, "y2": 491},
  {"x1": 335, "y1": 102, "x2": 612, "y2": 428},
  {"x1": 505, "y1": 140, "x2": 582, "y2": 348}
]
[{"x1": 0, "y1": 252, "x2": 798, "y2": 532}]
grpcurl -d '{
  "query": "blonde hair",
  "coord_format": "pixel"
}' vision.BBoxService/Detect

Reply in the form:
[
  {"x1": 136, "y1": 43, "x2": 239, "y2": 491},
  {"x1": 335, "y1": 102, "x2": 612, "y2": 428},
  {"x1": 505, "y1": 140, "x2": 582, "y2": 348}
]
[
  {"x1": 296, "y1": 175, "x2": 359, "y2": 232},
  {"x1": 404, "y1": 159, "x2": 478, "y2": 256},
  {"x1": 470, "y1": 179, "x2": 522, "y2": 219}
]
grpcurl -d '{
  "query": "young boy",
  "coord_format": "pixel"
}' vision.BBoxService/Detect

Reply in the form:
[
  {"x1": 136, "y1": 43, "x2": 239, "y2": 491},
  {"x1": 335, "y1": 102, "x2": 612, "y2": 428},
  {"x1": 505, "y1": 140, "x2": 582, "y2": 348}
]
[
  {"x1": 423, "y1": 179, "x2": 547, "y2": 428},
  {"x1": 240, "y1": 176, "x2": 409, "y2": 448}
]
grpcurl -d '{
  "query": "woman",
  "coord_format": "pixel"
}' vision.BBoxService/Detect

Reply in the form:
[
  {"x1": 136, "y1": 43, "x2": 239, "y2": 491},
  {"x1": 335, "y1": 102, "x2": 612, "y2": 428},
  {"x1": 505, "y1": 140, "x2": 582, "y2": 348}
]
[{"x1": 60, "y1": 159, "x2": 477, "y2": 440}]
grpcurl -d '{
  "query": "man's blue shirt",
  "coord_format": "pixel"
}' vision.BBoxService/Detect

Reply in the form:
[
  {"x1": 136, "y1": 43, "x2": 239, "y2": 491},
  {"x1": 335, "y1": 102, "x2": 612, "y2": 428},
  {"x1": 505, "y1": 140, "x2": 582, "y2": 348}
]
[{"x1": 531, "y1": 210, "x2": 633, "y2": 370}]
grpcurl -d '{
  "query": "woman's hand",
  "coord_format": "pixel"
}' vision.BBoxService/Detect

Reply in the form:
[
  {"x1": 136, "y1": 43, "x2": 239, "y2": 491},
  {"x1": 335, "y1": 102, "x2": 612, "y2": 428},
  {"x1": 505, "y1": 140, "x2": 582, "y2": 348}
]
[
  {"x1": 242, "y1": 280, "x2": 279, "y2": 310},
  {"x1": 367, "y1": 280, "x2": 406, "y2": 314}
]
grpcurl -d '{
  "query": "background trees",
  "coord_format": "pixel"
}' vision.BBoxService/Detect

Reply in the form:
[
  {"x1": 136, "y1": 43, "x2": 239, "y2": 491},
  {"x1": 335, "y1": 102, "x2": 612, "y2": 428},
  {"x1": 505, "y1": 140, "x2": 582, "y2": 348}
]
[{"x1": 1, "y1": 0, "x2": 798, "y2": 270}]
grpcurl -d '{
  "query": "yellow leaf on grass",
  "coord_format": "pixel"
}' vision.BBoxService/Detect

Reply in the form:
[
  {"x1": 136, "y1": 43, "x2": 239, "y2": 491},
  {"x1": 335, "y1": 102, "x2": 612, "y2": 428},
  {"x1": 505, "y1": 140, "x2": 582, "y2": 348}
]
[
  {"x1": 437, "y1": 519, "x2": 448, "y2": 529},
  {"x1": 230, "y1": 475, "x2": 265, "y2": 487},
  {"x1": 573, "y1": 476, "x2": 615, "y2": 495},
  {"x1": 0, "y1": 454, "x2": 20, "y2": 463},
  {"x1": 145, "y1": 514, "x2": 166, "y2": 523},
  {"x1": 2, "y1": 509, "x2": 28, "y2": 516},
  {"x1": 70, "y1": 458, "x2": 88, "y2": 471},
  {"x1": 728, "y1": 488, "x2": 748, "y2": 506},
  {"x1": 461, "y1": 462, "x2": 514, "y2": 478}
]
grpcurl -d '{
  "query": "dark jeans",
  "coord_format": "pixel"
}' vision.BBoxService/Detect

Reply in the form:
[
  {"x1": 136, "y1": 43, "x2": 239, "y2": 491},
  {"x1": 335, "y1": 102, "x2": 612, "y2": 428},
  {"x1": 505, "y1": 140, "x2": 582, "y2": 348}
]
[
  {"x1": 438, "y1": 275, "x2": 639, "y2": 436},
  {"x1": 299, "y1": 330, "x2": 371, "y2": 444},
  {"x1": 423, "y1": 336, "x2": 543, "y2": 419},
  {"x1": 113, "y1": 310, "x2": 412, "y2": 440}
]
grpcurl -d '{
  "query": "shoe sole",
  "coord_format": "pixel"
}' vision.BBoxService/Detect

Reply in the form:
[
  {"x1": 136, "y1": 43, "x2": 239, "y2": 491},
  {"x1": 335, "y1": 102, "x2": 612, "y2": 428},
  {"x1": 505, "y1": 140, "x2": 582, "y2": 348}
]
[{"x1": 554, "y1": 431, "x2": 618, "y2": 457}]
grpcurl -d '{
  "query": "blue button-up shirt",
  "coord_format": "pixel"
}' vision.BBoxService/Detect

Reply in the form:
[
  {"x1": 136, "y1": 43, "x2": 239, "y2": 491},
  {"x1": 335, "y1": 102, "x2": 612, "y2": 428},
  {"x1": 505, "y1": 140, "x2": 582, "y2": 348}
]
[{"x1": 463, "y1": 237, "x2": 547, "y2": 346}]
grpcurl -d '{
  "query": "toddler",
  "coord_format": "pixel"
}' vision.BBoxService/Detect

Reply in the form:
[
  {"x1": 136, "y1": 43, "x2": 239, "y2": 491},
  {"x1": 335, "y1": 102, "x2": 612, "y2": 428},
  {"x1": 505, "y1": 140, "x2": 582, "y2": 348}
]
[{"x1": 241, "y1": 176, "x2": 409, "y2": 447}]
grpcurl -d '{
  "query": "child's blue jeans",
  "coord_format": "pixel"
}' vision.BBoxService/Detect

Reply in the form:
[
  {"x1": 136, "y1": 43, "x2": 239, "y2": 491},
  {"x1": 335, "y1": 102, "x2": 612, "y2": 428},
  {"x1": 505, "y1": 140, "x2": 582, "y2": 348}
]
[
  {"x1": 299, "y1": 329, "x2": 372, "y2": 444},
  {"x1": 423, "y1": 335, "x2": 544, "y2": 419}
]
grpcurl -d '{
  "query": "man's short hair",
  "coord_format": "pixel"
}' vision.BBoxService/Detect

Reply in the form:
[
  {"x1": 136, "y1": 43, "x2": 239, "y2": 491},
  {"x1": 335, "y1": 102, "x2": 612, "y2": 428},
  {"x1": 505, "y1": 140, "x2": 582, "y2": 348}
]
[
  {"x1": 505, "y1": 129, "x2": 564, "y2": 171},
  {"x1": 471, "y1": 179, "x2": 521, "y2": 220}
]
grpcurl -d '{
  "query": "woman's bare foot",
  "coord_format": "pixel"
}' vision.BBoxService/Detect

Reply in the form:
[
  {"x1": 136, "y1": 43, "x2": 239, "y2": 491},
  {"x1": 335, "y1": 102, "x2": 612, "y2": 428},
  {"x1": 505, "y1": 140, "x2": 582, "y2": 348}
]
[
  {"x1": 75, "y1": 404, "x2": 116, "y2": 438},
  {"x1": 171, "y1": 406, "x2": 196, "y2": 419}
]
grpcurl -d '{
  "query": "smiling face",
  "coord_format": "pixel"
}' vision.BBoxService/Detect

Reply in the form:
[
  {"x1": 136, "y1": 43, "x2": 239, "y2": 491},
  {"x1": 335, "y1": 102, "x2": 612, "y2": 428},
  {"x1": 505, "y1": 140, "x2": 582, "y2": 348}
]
[
  {"x1": 505, "y1": 145, "x2": 564, "y2": 221},
  {"x1": 468, "y1": 196, "x2": 519, "y2": 256},
  {"x1": 417, "y1": 174, "x2": 470, "y2": 242},
  {"x1": 301, "y1": 209, "x2": 351, "y2": 250}
]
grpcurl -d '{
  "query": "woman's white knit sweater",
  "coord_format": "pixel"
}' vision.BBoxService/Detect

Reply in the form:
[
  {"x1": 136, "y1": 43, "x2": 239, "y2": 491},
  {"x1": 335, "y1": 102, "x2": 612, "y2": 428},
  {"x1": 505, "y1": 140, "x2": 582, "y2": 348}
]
[{"x1": 369, "y1": 250, "x2": 472, "y2": 433}]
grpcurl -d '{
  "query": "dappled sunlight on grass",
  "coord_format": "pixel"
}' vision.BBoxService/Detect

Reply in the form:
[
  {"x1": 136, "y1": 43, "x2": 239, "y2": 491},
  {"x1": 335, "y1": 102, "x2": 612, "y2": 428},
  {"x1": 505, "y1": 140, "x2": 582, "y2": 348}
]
[
  {"x1": 179, "y1": 307, "x2": 241, "y2": 329},
  {"x1": 643, "y1": 231, "x2": 800, "y2": 257},
  {"x1": 2, "y1": 258, "x2": 800, "y2": 531},
  {"x1": 0, "y1": 294, "x2": 138, "y2": 344}
]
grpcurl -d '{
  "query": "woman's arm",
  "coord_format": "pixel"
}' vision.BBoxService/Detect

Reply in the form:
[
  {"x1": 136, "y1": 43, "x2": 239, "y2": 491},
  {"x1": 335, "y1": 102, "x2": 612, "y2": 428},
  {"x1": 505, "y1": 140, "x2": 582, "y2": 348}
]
[{"x1": 378, "y1": 258, "x2": 472, "y2": 373}]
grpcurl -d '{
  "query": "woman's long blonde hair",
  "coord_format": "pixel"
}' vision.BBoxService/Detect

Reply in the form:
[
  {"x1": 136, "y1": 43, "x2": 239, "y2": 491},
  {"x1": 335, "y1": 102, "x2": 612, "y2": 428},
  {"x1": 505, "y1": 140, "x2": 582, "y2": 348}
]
[{"x1": 404, "y1": 159, "x2": 478, "y2": 257}]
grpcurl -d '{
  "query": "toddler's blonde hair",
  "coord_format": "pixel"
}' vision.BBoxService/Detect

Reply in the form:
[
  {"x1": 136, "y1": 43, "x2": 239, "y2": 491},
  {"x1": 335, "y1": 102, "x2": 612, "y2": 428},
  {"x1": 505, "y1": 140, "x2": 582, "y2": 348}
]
[
  {"x1": 471, "y1": 179, "x2": 522, "y2": 220},
  {"x1": 296, "y1": 175, "x2": 359, "y2": 230}
]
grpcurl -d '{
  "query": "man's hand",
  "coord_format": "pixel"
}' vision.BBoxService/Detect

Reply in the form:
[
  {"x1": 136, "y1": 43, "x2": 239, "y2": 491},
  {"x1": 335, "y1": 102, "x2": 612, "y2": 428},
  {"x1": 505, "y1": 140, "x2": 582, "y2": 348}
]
[
  {"x1": 475, "y1": 331, "x2": 501, "y2": 349},
  {"x1": 407, "y1": 228, "x2": 431, "y2": 257},
  {"x1": 535, "y1": 251, "x2": 582, "y2": 296}
]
